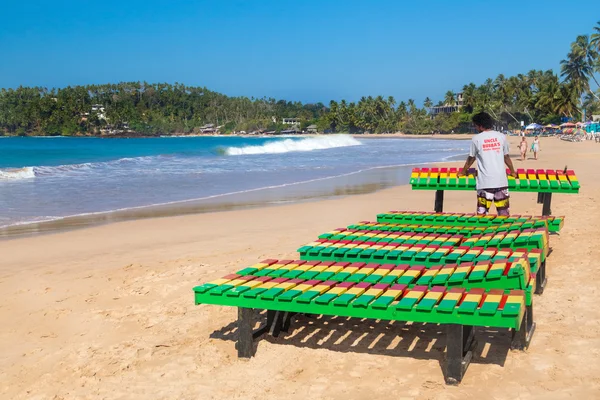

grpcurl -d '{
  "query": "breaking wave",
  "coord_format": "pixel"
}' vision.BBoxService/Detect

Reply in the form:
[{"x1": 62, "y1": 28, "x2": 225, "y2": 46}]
[
  {"x1": 222, "y1": 135, "x2": 361, "y2": 156},
  {"x1": 0, "y1": 156, "x2": 161, "y2": 180},
  {"x1": 0, "y1": 167, "x2": 36, "y2": 180}
]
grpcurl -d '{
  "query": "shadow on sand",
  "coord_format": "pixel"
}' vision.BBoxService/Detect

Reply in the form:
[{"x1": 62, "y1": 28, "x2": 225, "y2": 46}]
[{"x1": 210, "y1": 311, "x2": 511, "y2": 375}]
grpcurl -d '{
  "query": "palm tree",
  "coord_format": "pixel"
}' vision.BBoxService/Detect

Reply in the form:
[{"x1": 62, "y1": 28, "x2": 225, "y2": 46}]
[
  {"x1": 591, "y1": 21, "x2": 600, "y2": 49},
  {"x1": 327, "y1": 100, "x2": 339, "y2": 132},
  {"x1": 561, "y1": 35, "x2": 599, "y2": 101},
  {"x1": 423, "y1": 97, "x2": 433, "y2": 109},
  {"x1": 461, "y1": 83, "x2": 476, "y2": 112},
  {"x1": 444, "y1": 91, "x2": 456, "y2": 107},
  {"x1": 554, "y1": 83, "x2": 580, "y2": 118}
]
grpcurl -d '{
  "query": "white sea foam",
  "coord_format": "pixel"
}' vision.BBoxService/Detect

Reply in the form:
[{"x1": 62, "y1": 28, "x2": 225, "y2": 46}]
[
  {"x1": 223, "y1": 135, "x2": 361, "y2": 155},
  {"x1": 0, "y1": 156, "x2": 164, "y2": 181},
  {"x1": 0, "y1": 167, "x2": 36, "y2": 180},
  {"x1": 0, "y1": 160, "x2": 432, "y2": 230}
]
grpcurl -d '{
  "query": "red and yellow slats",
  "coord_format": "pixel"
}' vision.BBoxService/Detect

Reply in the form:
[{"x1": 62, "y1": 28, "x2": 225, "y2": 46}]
[
  {"x1": 457, "y1": 288, "x2": 485, "y2": 314},
  {"x1": 396, "y1": 285, "x2": 428, "y2": 310},
  {"x1": 416, "y1": 265, "x2": 441, "y2": 285},
  {"x1": 205, "y1": 273, "x2": 241, "y2": 286},
  {"x1": 416, "y1": 286, "x2": 446, "y2": 311},
  {"x1": 486, "y1": 260, "x2": 508, "y2": 279},
  {"x1": 502, "y1": 290, "x2": 526, "y2": 316},
  {"x1": 468, "y1": 261, "x2": 491, "y2": 281},
  {"x1": 436, "y1": 288, "x2": 465, "y2": 313},
  {"x1": 251, "y1": 259, "x2": 279, "y2": 271},
  {"x1": 447, "y1": 263, "x2": 473, "y2": 283},
  {"x1": 371, "y1": 283, "x2": 408, "y2": 309},
  {"x1": 479, "y1": 289, "x2": 505, "y2": 315},
  {"x1": 431, "y1": 264, "x2": 457, "y2": 285},
  {"x1": 397, "y1": 265, "x2": 425, "y2": 284}
]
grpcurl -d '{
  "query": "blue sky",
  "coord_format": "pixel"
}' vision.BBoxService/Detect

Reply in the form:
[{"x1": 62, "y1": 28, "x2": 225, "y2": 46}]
[{"x1": 0, "y1": 0, "x2": 598, "y2": 104}]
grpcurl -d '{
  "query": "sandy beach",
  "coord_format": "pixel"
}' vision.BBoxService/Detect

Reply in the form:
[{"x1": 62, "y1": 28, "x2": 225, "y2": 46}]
[{"x1": 2, "y1": 135, "x2": 600, "y2": 399}]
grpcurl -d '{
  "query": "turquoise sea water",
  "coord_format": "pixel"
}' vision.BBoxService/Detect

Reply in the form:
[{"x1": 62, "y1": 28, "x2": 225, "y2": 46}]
[{"x1": 0, "y1": 135, "x2": 469, "y2": 230}]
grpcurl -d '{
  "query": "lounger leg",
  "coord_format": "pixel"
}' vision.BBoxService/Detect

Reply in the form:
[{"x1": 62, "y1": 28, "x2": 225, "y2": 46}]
[
  {"x1": 445, "y1": 324, "x2": 475, "y2": 385},
  {"x1": 252, "y1": 310, "x2": 275, "y2": 339},
  {"x1": 535, "y1": 260, "x2": 547, "y2": 295},
  {"x1": 511, "y1": 306, "x2": 535, "y2": 350},
  {"x1": 269, "y1": 310, "x2": 284, "y2": 337},
  {"x1": 281, "y1": 312, "x2": 295, "y2": 333},
  {"x1": 237, "y1": 307, "x2": 254, "y2": 358},
  {"x1": 542, "y1": 193, "x2": 552, "y2": 216},
  {"x1": 537, "y1": 192, "x2": 544, "y2": 204},
  {"x1": 434, "y1": 190, "x2": 444, "y2": 213}
]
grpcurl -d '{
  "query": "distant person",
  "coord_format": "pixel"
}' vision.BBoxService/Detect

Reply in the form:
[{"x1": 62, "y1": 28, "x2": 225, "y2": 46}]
[
  {"x1": 458, "y1": 112, "x2": 517, "y2": 216},
  {"x1": 531, "y1": 136, "x2": 540, "y2": 160},
  {"x1": 519, "y1": 137, "x2": 528, "y2": 161}
]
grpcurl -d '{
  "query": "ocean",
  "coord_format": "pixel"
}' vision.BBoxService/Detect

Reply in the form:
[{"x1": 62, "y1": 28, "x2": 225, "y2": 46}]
[{"x1": 0, "y1": 135, "x2": 469, "y2": 236}]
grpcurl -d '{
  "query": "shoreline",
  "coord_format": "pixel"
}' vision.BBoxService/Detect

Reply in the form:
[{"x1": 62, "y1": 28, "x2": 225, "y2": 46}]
[{"x1": 0, "y1": 158, "x2": 468, "y2": 240}]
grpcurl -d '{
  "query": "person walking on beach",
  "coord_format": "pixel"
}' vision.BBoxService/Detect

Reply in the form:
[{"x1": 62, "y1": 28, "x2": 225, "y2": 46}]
[
  {"x1": 519, "y1": 137, "x2": 528, "y2": 161},
  {"x1": 458, "y1": 112, "x2": 517, "y2": 216},
  {"x1": 531, "y1": 136, "x2": 540, "y2": 160}
]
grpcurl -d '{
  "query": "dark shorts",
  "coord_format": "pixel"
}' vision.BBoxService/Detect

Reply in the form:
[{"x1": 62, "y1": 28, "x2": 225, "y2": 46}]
[{"x1": 477, "y1": 187, "x2": 510, "y2": 216}]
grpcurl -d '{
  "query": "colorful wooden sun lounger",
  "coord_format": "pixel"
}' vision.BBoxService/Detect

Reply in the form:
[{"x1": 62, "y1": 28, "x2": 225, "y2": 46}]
[
  {"x1": 230, "y1": 258, "x2": 536, "y2": 305},
  {"x1": 298, "y1": 239, "x2": 543, "y2": 270},
  {"x1": 348, "y1": 221, "x2": 550, "y2": 235},
  {"x1": 410, "y1": 167, "x2": 580, "y2": 193},
  {"x1": 194, "y1": 269, "x2": 534, "y2": 384},
  {"x1": 316, "y1": 227, "x2": 549, "y2": 256},
  {"x1": 376, "y1": 211, "x2": 564, "y2": 233}
]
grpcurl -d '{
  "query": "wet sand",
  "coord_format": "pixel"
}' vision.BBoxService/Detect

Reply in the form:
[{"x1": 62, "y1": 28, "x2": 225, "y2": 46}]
[{"x1": 1, "y1": 136, "x2": 600, "y2": 399}]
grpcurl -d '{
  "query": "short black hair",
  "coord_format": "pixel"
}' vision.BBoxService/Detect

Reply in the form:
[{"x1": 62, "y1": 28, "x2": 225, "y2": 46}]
[{"x1": 472, "y1": 112, "x2": 494, "y2": 129}]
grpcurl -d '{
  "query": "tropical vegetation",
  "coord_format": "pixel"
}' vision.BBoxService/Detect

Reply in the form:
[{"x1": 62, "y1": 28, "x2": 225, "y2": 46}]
[{"x1": 1, "y1": 22, "x2": 599, "y2": 136}]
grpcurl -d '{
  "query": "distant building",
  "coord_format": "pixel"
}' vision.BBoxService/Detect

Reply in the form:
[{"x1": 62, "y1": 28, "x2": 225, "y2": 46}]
[
  {"x1": 429, "y1": 92, "x2": 463, "y2": 117},
  {"x1": 91, "y1": 104, "x2": 107, "y2": 120},
  {"x1": 306, "y1": 124, "x2": 318, "y2": 133},
  {"x1": 282, "y1": 118, "x2": 300, "y2": 126},
  {"x1": 593, "y1": 115, "x2": 600, "y2": 122},
  {"x1": 200, "y1": 123, "x2": 218, "y2": 134}
]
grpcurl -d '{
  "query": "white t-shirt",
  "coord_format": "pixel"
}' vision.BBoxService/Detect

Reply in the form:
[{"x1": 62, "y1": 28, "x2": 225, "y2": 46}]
[{"x1": 469, "y1": 130, "x2": 509, "y2": 189}]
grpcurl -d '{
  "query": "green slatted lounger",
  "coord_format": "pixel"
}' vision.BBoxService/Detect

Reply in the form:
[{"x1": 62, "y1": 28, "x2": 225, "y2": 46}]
[
  {"x1": 298, "y1": 240, "x2": 544, "y2": 272},
  {"x1": 228, "y1": 257, "x2": 536, "y2": 305},
  {"x1": 194, "y1": 273, "x2": 534, "y2": 385},
  {"x1": 297, "y1": 241, "x2": 548, "y2": 293},
  {"x1": 375, "y1": 211, "x2": 564, "y2": 233},
  {"x1": 315, "y1": 227, "x2": 549, "y2": 255},
  {"x1": 409, "y1": 167, "x2": 579, "y2": 194}
]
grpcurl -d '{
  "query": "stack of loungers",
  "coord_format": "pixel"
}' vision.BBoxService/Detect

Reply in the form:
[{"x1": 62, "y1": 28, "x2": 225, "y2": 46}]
[{"x1": 193, "y1": 209, "x2": 565, "y2": 384}]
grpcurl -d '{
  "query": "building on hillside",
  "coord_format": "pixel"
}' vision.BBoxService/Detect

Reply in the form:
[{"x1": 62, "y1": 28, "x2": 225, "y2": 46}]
[
  {"x1": 592, "y1": 115, "x2": 600, "y2": 122},
  {"x1": 429, "y1": 92, "x2": 463, "y2": 117},
  {"x1": 200, "y1": 123, "x2": 218, "y2": 134},
  {"x1": 306, "y1": 124, "x2": 318, "y2": 133},
  {"x1": 282, "y1": 118, "x2": 300, "y2": 126},
  {"x1": 91, "y1": 104, "x2": 107, "y2": 120}
]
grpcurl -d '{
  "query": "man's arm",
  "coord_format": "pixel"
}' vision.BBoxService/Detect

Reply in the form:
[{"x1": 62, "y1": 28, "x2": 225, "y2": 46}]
[
  {"x1": 459, "y1": 139, "x2": 477, "y2": 177},
  {"x1": 458, "y1": 156, "x2": 476, "y2": 177},
  {"x1": 502, "y1": 136, "x2": 516, "y2": 177},
  {"x1": 504, "y1": 155, "x2": 517, "y2": 178}
]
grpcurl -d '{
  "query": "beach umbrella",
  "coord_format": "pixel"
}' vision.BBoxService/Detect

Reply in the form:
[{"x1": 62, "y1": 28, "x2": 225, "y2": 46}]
[
  {"x1": 525, "y1": 123, "x2": 543, "y2": 130},
  {"x1": 560, "y1": 122, "x2": 576, "y2": 127},
  {"x1": 544, "y1": 124, "x2": 559, "y2": 128}
]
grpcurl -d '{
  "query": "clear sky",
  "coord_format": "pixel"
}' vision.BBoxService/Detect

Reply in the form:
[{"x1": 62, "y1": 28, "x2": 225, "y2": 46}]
[{"x1": 1, "y1": 0, "x2": 598, "y2": 104}]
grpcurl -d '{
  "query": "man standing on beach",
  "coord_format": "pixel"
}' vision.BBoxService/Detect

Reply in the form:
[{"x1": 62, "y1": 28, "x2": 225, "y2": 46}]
[{"x1": 459, "y1": 112, "x2": 517, "y2": 216}]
